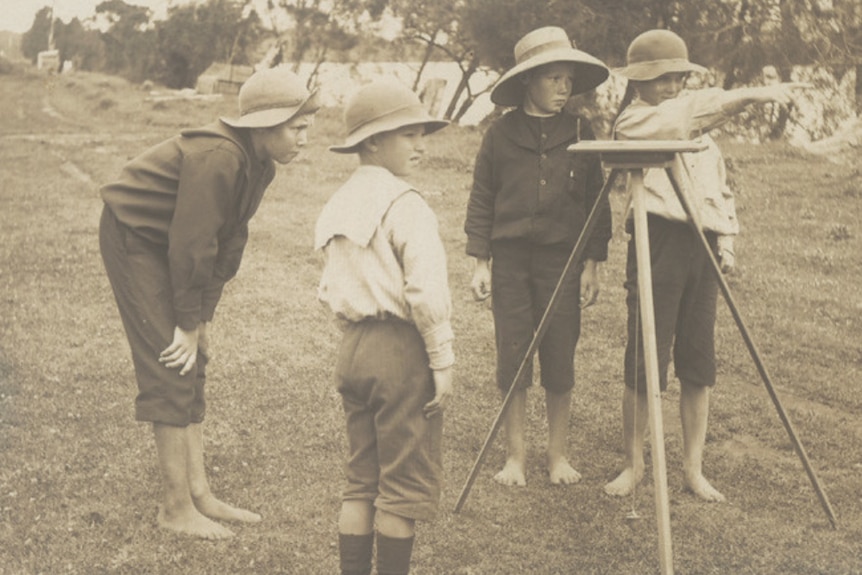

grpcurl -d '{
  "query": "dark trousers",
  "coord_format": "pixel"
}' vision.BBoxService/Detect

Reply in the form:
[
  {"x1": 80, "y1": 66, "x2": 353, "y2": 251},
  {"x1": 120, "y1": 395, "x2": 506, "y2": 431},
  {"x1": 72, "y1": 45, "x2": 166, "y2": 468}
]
[{"x1": 491, "y1": 240, "x2": 582, "y2": 394}]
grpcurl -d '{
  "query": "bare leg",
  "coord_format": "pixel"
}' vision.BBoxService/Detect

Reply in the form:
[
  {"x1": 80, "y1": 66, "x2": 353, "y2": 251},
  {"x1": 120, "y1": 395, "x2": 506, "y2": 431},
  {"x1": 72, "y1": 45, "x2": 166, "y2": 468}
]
[
  {"x1": 339, "y1": 500, "x2": 375, "y2": 535},
  {"x1": 604, "y1": 386, "x2": 648, "y2": 497},
  {"x1": 680, "y1": 383, "x2": 725, "y2": 502},
  {"x1": 186, "y1": 423, "x2": 262, "y2": 523},
  {"x1": 546, "y1": 389, "x2": 580, "y2": 485},
  {"x1": 153, "y1": 423, "x2": 234, "y2": 539},
  {"x1": 376, "y1": 509, "x2": 415, "y2": 539},
  {"x1": 494, "y1": 387, "x2": 527, "y2": 486}
]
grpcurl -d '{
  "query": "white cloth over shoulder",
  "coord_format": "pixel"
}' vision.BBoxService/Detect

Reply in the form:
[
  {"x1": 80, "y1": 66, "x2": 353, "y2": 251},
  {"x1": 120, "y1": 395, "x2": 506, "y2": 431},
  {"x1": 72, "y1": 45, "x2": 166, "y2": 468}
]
[{"x1": 315, "y1": 165, "x2": 455, "y2": 370}]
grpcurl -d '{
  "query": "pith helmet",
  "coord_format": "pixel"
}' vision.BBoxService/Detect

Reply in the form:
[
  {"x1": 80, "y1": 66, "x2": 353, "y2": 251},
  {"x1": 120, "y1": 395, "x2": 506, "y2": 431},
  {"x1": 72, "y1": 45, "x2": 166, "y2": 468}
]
[
  {"x1": 615, "y1": 29, "x2": 707, "y2": 81},
  {"x1": 330, "y1": 79, "x2": 448, "y2": 154},
  {"x1": 221, "y1": 65, "x2": 319, "y2": 129}
]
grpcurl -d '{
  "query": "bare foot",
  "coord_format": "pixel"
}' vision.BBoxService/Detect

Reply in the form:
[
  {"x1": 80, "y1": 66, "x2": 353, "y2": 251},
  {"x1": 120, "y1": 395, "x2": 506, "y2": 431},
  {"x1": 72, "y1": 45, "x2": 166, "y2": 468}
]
[
  {"x1": 603, "y1": 467, "x2": 644, "y2": 497},
  {"x1": 194, "y1": 493, "x2": 262, "y2": 523},
  {"x1": 684, "y1": 473, "x2": 725, "y2": 502},
  {"x1": 493, "y1": 459, "x2": 526, "y2": 487},
  {"x1": 548, "y1": 457, "x2": 581, "y2": 485},
  {"x1": 157, "y1": 505, "x2": 235, "y2": 540}
]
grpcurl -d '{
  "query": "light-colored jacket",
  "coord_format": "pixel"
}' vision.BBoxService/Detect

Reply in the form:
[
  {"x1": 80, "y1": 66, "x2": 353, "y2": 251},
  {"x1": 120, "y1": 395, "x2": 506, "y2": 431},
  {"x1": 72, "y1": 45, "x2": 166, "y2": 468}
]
[{"x1": 615, "y1": 88, "x2": 740, "y2": 239}]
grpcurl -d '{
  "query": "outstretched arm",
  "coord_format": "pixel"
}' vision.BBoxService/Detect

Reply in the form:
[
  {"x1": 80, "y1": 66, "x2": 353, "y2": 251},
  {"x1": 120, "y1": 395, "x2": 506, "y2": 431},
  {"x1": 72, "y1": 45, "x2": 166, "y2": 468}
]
[{"x1": 718, "y1": 82, "x2": 811, "y2": 117}]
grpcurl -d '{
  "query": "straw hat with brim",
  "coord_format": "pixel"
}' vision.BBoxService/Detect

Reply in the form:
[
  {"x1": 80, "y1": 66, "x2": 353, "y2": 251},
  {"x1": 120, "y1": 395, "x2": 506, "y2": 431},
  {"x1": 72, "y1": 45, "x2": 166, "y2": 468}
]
[
  {"x1": 330, "y1": 79, "x2": 448, "y2": 154},
  {"x1": 221, "y1": 65, "x2": 319, "y2": 129},
  {"x1": 490, "y1": 26, "x2": 610, "y2": 107},
  {"x1": 614, "y1": 29, "x2": 707, "y2": 81}
]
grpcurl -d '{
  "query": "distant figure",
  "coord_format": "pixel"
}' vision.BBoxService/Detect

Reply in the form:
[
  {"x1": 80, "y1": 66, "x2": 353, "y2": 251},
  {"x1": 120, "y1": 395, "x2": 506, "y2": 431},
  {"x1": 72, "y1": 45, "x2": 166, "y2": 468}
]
[
  {"x1": 464, "y1": 26, "x2": 612, "y2": 487},
  {"x1": 99, "y1": 66, "x2": 319, "y2": 539},
  {"x1": 603, "y1": 29, "x2": 809, "y2": 502},
  {"x1": 316, "y1": 79, "x2": 454, "y2": 575}
]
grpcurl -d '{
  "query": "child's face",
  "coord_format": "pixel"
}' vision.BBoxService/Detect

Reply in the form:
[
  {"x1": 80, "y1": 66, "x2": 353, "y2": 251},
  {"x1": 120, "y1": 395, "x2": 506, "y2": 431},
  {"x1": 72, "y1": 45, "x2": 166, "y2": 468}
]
[
  {"x1": 523, "y1": 62, "x2": 575, "y2": 115},
  {"x1": 256, "y1": 113, "x2": 314, "y2": 164},
  {"x1": 368, "y1": 124, "x2": 426, "y2": 177},
  {"x1": 635, "y1": 72, "x2": 687, "y2": 106}
]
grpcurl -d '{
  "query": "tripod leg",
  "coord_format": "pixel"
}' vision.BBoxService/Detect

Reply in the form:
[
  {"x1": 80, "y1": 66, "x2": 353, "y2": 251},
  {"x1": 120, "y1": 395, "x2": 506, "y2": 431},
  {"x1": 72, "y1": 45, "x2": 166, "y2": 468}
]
[
  {"x1": 452, "y1": 168, "x2": 621, "y2": 514},
  {"x1": 664, "y1": 164, "x2": 838, "y2": 529},
  {"x1": 631, "y1": 169, "x2": 674, "y2": 575}
]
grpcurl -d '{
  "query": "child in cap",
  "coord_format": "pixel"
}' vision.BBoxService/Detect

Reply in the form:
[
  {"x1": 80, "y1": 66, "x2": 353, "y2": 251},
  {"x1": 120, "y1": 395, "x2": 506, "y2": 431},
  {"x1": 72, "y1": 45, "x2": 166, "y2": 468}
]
[
  {"x1": 464, "y1": 26, "x2": 612, "y2": 487},
  {"x1": 99, "y1": 65, "x2": 319, "y2": 539},
  {"x1": 603, "y1": 29, "x2": 808, "y2": 502},
  {"x1": 315, "y1": 79, "x2": 454, "y2": 575}
]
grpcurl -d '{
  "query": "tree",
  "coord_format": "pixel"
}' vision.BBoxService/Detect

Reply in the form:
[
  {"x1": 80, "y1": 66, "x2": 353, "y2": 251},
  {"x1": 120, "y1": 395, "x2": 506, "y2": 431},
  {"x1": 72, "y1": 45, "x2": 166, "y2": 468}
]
[
  {"x1": 155, "y1": 0, "x2": 263, "y2": 88},
  {"x1": 390, "y1": 0, "x2": 497, "y2": 122},
  {"x1": 264, "y1": 0, "x2": 388, "y2": 86},
  {"x1": 20, "y1": 7, "x2": 53, "y2": 64},
  {"x1": 54, "y1": 18, "x2": 106, "y2": 72},
  {"x1": 96, "y1": 0, "x2": 158, "y2": 81}
]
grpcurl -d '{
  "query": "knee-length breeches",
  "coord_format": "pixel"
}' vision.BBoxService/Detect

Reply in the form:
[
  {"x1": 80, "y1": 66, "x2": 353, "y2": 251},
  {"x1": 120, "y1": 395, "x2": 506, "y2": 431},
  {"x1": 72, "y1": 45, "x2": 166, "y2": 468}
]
[
  {"x1": 624, "y1": 216, "x2": 718, "y2": 392},
  {"x1": 99, "y1": 205, "x2": 206, "y2": 426},
  {"x1": 491, "y1": 240, "x2": 582, "y2": 394}
]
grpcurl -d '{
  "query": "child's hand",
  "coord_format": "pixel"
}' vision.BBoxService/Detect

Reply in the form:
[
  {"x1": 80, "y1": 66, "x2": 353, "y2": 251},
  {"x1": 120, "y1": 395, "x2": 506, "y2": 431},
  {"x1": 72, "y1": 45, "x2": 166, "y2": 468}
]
[
  {"x1": 159, "y1": 325, "x2": 200, "y2": 376},
  {"x1": 198, "y1": 321, "x2": 210, "y2": 360},
  {"x1": 470, "y1": 258, "x2": 492, "y2": 301},
  {"x1": 760, "y1": 82, "x2": 812, "y2": 106},
  {"x1": 580, "y1": 259, "x2": 600, "y2": 309},
  {"x1": 716, "y1": 236, "x2": 735, "y2": 274},
  {"x1": 718, "y1": 248, "x2": 735, "y2": 274},
  {"x1": 424, "y1": 367, "x2": 453, "y2": 418}
]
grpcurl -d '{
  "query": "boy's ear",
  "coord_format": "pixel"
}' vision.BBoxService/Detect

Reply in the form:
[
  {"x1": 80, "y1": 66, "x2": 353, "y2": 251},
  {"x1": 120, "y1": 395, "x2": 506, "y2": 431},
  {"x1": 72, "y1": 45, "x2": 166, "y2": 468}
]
[{"x1": 361, "y1": 135, "x2": 379, "y2": 153}]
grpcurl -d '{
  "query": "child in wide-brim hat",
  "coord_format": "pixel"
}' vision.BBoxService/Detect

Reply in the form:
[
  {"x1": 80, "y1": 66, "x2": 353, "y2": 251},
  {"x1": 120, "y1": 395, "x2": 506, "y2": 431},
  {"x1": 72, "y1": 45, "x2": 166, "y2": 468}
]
[
  {"x1": 315, "y1": 79, "x2": 454, "y2": 575},
  {"x1": 465, "y1": 26, "x2": 613, "y2": 488},
  {"x1": 99, "y1": 65, "x2": 319, "y2": 540},
  {"x1": 604, "y1": 29, "x2": 809, "y2": 503}
]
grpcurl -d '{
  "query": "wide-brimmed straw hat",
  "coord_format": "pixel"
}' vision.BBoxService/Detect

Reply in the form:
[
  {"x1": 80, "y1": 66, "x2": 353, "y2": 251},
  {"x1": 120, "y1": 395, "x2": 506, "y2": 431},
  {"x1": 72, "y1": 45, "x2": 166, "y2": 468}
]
[
  {"x1": 330, "y1": 79, "x2": 448, "y2": 154},
  {"x1": 221, "y1": 65, "x2": 319, "y2": 129},
  {"x1": 614, "y1": 29, "x2": 707, "y2": 81},
  {"x1": 490, "y1": 26, "x2": 609, "y2": 107}
]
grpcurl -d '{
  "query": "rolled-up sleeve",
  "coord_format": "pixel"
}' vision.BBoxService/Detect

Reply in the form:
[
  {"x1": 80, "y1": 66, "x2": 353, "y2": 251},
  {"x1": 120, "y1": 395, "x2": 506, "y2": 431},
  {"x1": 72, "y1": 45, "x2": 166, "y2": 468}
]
[{"x1": 387, "y1": 194, "x2": 454, "y2": 370}]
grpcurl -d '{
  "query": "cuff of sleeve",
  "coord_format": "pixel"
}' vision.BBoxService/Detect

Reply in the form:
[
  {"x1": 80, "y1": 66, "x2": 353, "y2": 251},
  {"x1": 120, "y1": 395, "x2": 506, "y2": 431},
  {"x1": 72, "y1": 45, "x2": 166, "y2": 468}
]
[
  {"x1": 465, "y1": 237, "x2": 491, "y2": 259},
  {"x1": 584, "y1": 244, "x2": 609, "y2": 263},
  {"x1": 716, "y1": 235, "x2": 735, "y2": 252},
  {"x1": 175, "y1": 310, "x2": 200, "y2": 332},
  {"x1": 421, "y1": 322, "x2": 455, "y2": 370}
]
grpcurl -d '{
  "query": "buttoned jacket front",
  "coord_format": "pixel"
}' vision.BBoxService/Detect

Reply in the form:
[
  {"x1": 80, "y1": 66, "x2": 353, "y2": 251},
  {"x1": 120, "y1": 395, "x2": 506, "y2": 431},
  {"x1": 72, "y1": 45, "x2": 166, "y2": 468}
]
[{"x1": 465, "y1": 107, "x2": 611, "y2": 262}]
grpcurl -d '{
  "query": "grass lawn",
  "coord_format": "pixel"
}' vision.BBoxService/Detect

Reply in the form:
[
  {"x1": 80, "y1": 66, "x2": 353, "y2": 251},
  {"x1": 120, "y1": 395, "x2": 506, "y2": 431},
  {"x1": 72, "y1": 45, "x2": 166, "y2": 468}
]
[{"x1": 1, "y1": 67, "x2": 861, "y2": 574}]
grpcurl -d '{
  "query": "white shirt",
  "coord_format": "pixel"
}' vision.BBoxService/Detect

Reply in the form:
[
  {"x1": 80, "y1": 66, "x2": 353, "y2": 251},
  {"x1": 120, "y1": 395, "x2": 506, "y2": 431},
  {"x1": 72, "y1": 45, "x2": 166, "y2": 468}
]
[
  {"x1": 315, "y1": 165, "x2": 454, "y2": 370},
  {"x1": 615, "y1": 88, "x2": 740, "y2": 237}
]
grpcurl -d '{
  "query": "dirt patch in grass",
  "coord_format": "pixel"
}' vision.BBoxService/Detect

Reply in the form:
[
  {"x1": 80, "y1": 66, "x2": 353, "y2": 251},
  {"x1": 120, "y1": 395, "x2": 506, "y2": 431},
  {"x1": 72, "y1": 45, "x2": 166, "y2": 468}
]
[{"x1": 2, "y1": 67, "x2": 861, "y2": 574}]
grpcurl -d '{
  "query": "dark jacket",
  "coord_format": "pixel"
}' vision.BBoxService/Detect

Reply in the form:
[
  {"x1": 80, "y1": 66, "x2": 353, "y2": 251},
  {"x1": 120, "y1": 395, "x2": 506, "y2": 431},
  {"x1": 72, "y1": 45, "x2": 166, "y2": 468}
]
[
  {"x1": 465, "y1": 107, "x2": 611, "y2": 261},
  {"x1": 101, "y1": 121, "x2": 275, "y2": 330}
]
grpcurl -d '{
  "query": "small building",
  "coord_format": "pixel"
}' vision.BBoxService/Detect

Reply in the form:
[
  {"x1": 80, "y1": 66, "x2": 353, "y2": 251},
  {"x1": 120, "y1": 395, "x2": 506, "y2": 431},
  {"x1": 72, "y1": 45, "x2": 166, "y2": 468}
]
[
  {"x1": 195, "y1": 62, "x2": 254, "y2": 95},
  {"x1": 37, "y1": 49, "x2": 60, "y2": 72}
]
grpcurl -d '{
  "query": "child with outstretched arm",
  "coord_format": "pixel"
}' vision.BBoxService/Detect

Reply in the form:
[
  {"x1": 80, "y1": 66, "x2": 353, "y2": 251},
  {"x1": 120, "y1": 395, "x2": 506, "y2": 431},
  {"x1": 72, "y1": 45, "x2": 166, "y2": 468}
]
[{"x1": 603, "y1": 29, "x2": 809, "y2": 502}]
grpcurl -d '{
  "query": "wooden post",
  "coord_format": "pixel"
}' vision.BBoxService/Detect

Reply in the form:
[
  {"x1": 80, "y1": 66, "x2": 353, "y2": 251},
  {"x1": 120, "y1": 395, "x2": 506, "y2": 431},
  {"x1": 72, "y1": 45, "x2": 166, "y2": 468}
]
[
  {"x1": 567, "y1": 140, "x2": 710, "y2": 575},
  {"x1": 630, "y1": 168, "x2": 674, "y2": 575}
]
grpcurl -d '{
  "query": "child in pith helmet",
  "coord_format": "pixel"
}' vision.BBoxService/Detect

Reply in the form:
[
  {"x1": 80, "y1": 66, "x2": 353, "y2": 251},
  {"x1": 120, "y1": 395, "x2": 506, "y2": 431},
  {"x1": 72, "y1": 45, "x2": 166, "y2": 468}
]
[
  {"x1": 315, "y1": 79, "x2": 454, "y2": 575},
  {"x1": 464, "y1": 26, "x2": 612, "y2": 487},
  {"x1": 604, "y1": 29, "x2": 808, "y2": 502},
  {"x1": 99, "y1": 65, "x2": 319, "y2": 539}
]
